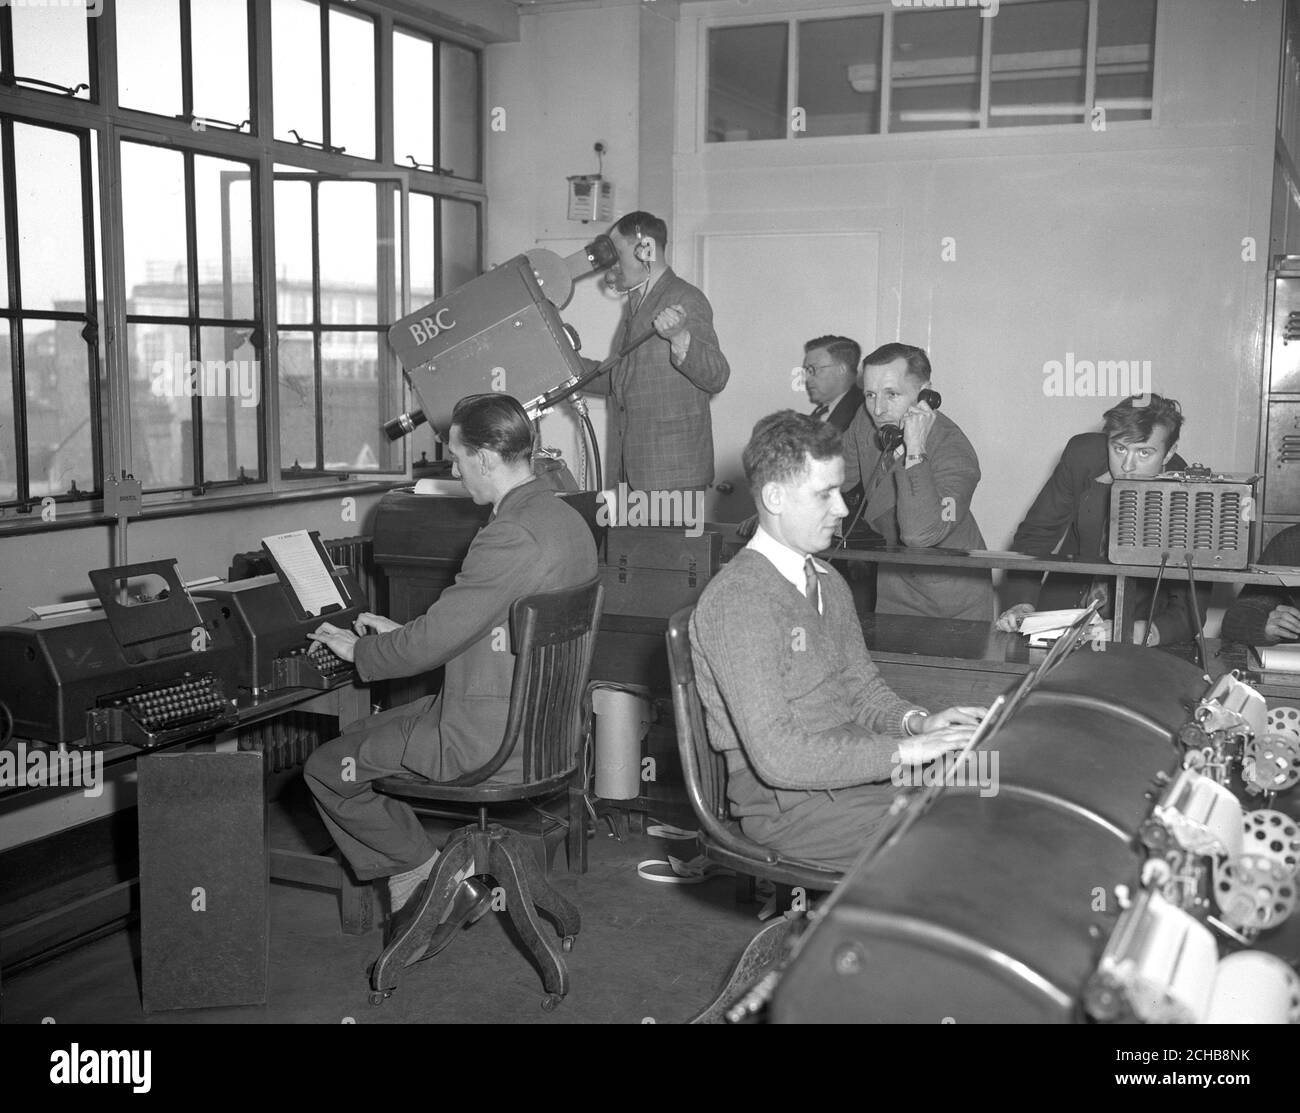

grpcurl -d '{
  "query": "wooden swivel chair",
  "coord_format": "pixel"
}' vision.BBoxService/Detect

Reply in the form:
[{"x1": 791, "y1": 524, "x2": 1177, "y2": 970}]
[
  {"x1": 665, "y1": 605, "x2": 843, "y2": 1022},
  {"x1": 369, "y1": 578, "x2": 603, "y2": 1011}
]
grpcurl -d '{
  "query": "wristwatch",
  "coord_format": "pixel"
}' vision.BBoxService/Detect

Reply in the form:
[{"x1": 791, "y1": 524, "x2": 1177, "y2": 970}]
[
  {"x1": 903, "y1": 709, "x2": 929, "y2": 735},
  {"x1": 905, "y1": 452, "x2": 929, "y2": 465}
]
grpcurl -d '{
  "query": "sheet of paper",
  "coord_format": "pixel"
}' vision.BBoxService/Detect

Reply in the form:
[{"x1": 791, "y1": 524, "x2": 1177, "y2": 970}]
[
  {"x1": 263, "y1": 530, "x2": 345, "y2": 617},
  {"x1": 1019, "y1": 608, "x2": 1091, "y2": 636},
  {"x1": 1257, "y1": 643, "x2": 1300, "y2": 673},
  {"x1": 1250, "y1": 565, "x2": 1300, "y2": 588}
]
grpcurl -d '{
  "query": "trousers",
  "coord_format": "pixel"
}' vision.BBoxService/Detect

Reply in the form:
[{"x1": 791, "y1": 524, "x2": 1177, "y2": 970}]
[{"x1": 303, "y1": 698, "x2": 443, "y2": 881}]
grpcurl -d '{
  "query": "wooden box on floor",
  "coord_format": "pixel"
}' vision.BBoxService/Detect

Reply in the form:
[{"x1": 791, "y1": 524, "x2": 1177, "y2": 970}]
[{"x1": 137, "y1": 751, "x2": 269, "y2": 1012}]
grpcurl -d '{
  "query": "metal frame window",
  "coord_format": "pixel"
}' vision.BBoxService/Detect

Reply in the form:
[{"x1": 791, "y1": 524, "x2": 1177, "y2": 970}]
[
  {"x1": 113, "y1": 0, "x2": 256, "y2": 133},
  {"x1": 120, "y1": 139, "x2": 264, "y2": 495},
  {"x1": 274, "y1": 171, "x2": 399, "y2": 478},
  {"x1": 0, "y1": 3, "x2": 98, "y2": 101},
  {"x1": 273, "y1": 0, "x2": 379, "y2": 159},
  {"x1": 0, "y1": 0, "x2": 487, "y2": 527},
  {"x1": 0, "y1": 115, "x2": 102, "y2": 511},
  {"x1": 705, "y1": 0, "x2": 1157, "y2": 143},
  {"x1": 391, "y1": 21, "x2": 483, "y2": 181}
]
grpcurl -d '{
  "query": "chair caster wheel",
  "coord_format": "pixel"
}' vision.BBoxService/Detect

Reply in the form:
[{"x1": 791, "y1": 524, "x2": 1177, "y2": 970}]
[
  {"x1": 369, "y1": 990, "x2": 392, "y2": 1007},
  {"x1": 561, "y1": 935, "x2": 574, "y2": 953},
  {"x1": 541, "y1": 993, "x2": 563, "y2": 1012}
]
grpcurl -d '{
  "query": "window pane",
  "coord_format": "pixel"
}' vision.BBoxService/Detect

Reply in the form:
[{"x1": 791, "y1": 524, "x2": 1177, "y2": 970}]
[
  {"x1": 195, "y1": 155, "x2": 256, "y2": 320},
  {"x1": 707, "y1": 24, "x2": 788, "y2": 142},
  {"x1": 274, "y1": 176, "x2": 313, "y2": 322},
  {"x1": 277, "y1": 331, "x2": 318, "y2": 471},
  {"x1": 890, "y1": 9, "x2": 983, "y2": 133},
  {"x1": 322, "y1": 331, "x2": 389, "y2": 469},
  {"x1": 796, "y1": 16, "x2": 882, "y2": 138},
  {"x1": 14, "y1": 124, "x2": 86, "y2": 312},
  {"x1": 440, "y1": 198, "x2": 479, "y2": 293},
  {"x1": 394, "y1": 30, "x2": 434, "y2": 168},
  {"x1": 0, "y1": 128, "x2": 7, "y2": 310},
  {"x1": 28, "y1": 319, "x2": 96, "y2": 498},
  {"x1": 273, "y1": 0, "x2": 323, "y2": 145},
  {"x1": 1097, "y1": 0, "x2": 1156, "y2": 123},
  {"x1": 0, "y1": 322, "x2": 13, "y2": 500},
  {"x1": 130, "y1": 322, "x2": 190, "y2": 489},
  {"x1": 117, "y1": 0, "x2": 183, "y2": 117},
  {"x1": 990, "y1": 0, "x2": 1088, "y2": 128},
  {"x1": 200, "y1": 326, "x2": 261, "y2": 482},
  {"x1": 320, "y1": 181, "x2": 377, "y2": 320},
  {"x1": 9, "y1": 2, "x2": 91, "y2": 98},
  {"x1": 407, "y1": 192, "x2": 437, "y2": 308},
  {"x1": 191, "y1": 0, "x2": 251, "y2": 127},
  {"x1": 329, "y1": 5, "x2": 375, "y2": 158},
  {"x1": 122, "y1": 143, "x2": 188, "y2": 317},
  {"x1": 440, "y1": 42, "x2": 480, "y2": 179}
]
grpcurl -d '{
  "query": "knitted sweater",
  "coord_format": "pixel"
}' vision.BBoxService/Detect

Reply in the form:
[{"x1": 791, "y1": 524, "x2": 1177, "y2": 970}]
[
  {"x1": 1221, "y1": 525, "x2": 1300, "y2": 646},
  {"x1": 689, "y1": 548, "x2": 924, "y2": 821}
]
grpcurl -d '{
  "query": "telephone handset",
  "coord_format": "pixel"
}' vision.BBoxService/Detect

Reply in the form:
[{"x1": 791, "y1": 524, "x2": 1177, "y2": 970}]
[{"x1": 877, "y1": 388, "x2": 942, "y2": 454}]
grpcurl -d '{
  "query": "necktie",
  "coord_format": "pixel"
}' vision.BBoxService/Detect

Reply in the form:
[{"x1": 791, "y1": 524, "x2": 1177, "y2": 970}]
[
  {"x1": 804, "y1": 556, "x2": 822, "y2": 615},
  {"x1": 811, "y1": 404, "x2": 829, "y2": 422}
]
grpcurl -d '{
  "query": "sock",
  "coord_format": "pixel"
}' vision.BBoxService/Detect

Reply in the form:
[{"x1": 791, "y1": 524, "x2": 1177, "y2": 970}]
[{"x1": 388, "y1": 850, "x2": 439, "y2": 913}]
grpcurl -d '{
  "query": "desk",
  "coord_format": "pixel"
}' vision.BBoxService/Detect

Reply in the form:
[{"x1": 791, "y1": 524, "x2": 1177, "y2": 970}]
[
  {"x1": 0, "y1": 678, "x2": 371, "y2": 972},
  {"x1": 830, "y1": 543, "x2": 1276, "y2": 642}
]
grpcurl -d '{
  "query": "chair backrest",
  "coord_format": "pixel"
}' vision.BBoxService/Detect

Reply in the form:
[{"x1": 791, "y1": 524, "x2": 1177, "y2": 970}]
[
  {"x1": 449, "y1": 577, "x2": 604, "y2": 788},
  {"x1": 665, "y1": 605, "x2": 777, "y2": 860}
]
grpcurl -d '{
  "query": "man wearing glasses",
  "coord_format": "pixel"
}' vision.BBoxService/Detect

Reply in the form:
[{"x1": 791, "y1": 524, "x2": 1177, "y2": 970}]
[{"x1": 802, "y1": 335, "x2": 864, "y2": 432}]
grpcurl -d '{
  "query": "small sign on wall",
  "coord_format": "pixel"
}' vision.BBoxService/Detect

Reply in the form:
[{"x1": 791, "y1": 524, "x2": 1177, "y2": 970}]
[{"x1": 567, "y1": 175, "x2": 614, "y2": 223}]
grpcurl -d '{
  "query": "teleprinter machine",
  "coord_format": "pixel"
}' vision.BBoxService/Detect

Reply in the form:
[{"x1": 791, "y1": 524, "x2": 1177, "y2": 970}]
[
  {"x1": 192, "y1": 531, "x2": 367, "y2": 696},
  {"x1": 0, "y1": 559, "x2": 241, "y2": 748},
  {"x1": 767, "y1": 643, "x2": 1300, "y2": 1023}
]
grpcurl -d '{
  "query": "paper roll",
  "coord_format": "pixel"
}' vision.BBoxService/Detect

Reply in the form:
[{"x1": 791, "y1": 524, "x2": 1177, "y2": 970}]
[
  {"x1": 1205, "y1": 952, "x2": 1300, "y2": 1024},
  {"x1": 1125, "y1": 892, "x2": 1218, "y2": 1024},
  {"x1": 1155, "y1": 769, "x2": 1243, "y2": 859},
  {"x1": 592, "y1": 688, "x2": 650, "y2": 800}
]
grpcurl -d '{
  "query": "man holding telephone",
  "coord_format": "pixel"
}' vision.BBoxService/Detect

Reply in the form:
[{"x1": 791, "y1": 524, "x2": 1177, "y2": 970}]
[{"x1": 838, "y1": 343, "x2": 994, "y2": 620}]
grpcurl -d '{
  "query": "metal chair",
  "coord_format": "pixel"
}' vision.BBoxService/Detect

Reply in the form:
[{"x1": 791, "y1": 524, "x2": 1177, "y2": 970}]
[{"x1": 369, "y1": 578, "x2": 604, "y2": 1011}]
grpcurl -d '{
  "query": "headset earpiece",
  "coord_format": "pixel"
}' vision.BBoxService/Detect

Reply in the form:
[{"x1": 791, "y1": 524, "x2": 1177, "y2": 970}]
[{"x1": 634, "y1": 227, "x2": 655, "y2": 264}]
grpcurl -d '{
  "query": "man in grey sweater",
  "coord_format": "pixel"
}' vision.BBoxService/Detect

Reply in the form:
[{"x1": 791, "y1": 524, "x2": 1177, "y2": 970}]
[{"x1": 690, "y1": 411, "x2": 985, "y2": 870}]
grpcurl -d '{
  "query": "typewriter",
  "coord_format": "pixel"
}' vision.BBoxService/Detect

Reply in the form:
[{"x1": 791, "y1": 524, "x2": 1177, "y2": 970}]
[{"x1": 0, "y1": 559, "x2": 241, "y2": 748}]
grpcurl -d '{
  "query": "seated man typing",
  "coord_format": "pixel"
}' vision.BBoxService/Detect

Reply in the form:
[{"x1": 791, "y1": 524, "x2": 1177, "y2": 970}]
[
  {"x1": 690, "y1": 411, "x2": 984, "y2": 871},
  {"x1": 304, "y1": 393, "x2": 599, "y2": 959}
]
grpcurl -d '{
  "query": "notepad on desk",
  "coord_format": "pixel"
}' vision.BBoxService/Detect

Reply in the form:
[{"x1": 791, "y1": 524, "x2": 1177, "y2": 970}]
[{"x1": 1019, "y1": 609, "x2": 1102, "y2": 647}]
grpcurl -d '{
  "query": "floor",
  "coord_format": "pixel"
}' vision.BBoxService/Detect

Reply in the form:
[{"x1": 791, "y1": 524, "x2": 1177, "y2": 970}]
[{"x1": 0, "y1": 788, "x2": 770, "y2": 1025}]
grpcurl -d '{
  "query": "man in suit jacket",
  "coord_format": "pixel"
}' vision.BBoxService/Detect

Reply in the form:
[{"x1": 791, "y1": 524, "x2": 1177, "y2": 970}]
[
  {"x1": 584, "y1": 211, "x2": 730, "y2": 496},
  {"x1": 839, "y1": 343, "x2": 994, "y2": 620},
  {"x1": 802, "y1": 335, "x2": 865, "y2": 432},
  {"x1": 997, "y1": 394, "x2": 1207, "y2": 646},
  {"x1": 304, "y1": 394, "x2": 599, "y2": 940}
]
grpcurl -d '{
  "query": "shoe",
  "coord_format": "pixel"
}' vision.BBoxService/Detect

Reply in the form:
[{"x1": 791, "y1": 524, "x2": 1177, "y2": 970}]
[
  {"x1": 410, "y1": 878, "x2": 493, "y2": 964},
  {"x1": 382, "y1": 873, "x2": 445, "y2": 958}
]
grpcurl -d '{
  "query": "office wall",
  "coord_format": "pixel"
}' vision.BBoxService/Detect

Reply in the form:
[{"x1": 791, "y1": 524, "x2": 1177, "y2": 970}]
[
  {"x1": 485, "y1": 1, "x2": 680, "y2": 486},
  {"x1": 489, "y1": 0, "x2": 1284, "y2": 550},
  {"x1": 674, "y1": 0, "x2": 1283, "y2": 546}
]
